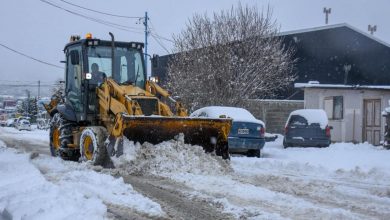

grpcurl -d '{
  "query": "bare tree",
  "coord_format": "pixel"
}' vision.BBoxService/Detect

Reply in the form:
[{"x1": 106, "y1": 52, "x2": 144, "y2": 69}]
[
  {"x1": 167, "y1": 4, "x2": 296, "y2": 111},
  {"x1": 51, "y1": 78, "x2": 65, "y2": 101}
]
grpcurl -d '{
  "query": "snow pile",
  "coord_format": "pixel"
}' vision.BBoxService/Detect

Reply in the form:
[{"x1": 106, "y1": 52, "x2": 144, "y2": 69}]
[
  {"x1": 0, "y1": 141, "x2": 105, "y2": 220},
  {"x1": 0, "y1": 141, "x2": 164, "y2": 219},
  {"x1": 33, "y1": 156, "x2": 164, "y2": 217},
  {"x1": 113, "y1": 134, "x2": 232, "y2": 176}
]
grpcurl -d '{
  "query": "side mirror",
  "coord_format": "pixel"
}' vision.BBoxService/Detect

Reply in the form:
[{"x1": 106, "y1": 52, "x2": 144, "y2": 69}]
[{"x1": 70, "y1": 50, "x2": 79, "y2": 65}]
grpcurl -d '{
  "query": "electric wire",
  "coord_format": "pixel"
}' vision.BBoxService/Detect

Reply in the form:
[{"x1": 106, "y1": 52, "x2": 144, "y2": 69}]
[
  {"x1": 39, "y1": 0, "x2": 144, "y2": 34},
  {"x1": 0, "y1": 43, "x2": 64, "y2": 69},
  {"x1": 59, "y1": 0, "x2": 142, "y2": 19},
  {"x1": 148, "y1": 21, "x2": 172, "y2": 53}
]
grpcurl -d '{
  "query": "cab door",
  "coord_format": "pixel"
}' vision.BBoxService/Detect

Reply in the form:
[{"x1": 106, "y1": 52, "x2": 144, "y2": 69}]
[{"x1": 65, "y1": 46, "x2": 84, "y2": 116}]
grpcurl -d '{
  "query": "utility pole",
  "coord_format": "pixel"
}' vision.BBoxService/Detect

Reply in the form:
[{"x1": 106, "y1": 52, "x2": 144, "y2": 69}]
[
  {"x1": 143, "y1": 11, "x2": 149, "y2": 77},
  {"x1": 25, "y1": 89, "x2": 30, "y2": 116},
  {"x1": 368, "y1": 25, "x2": 377, "y2": 35},
  {"x1": 323, "y1": 7, "x2": 331, "y2": 25},
  {"x1": 38, "y1": 80, "x2": 40, "y2": 100}
]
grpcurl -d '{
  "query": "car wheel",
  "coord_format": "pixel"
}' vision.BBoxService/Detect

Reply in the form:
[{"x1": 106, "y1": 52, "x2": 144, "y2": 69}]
[
  {"x1": 255, "y1": 149, "x2": 261, "y2": 158},
  {"x1": 283, "y1": 139, "x2": 289, "y2": 148}
]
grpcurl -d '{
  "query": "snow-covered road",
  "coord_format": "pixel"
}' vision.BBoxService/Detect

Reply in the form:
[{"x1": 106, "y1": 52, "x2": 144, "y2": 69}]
[{"x1": 1, "y1": 127, "x2": 390, "y2": 219}]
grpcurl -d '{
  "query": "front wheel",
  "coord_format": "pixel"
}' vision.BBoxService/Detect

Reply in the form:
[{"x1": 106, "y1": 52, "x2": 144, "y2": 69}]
[
  {"x1": 283, "y1": 139, "x2": 290, "y2": 149},
  {"x1": 80, "y1": 126, "x2": 110, "y2": 167}
]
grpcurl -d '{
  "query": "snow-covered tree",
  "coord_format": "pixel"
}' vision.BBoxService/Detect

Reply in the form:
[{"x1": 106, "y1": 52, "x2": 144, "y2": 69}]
[
  {"x1": 167, "y1": 4, "x2": 296, "y2": 110},
  {"x1": 17, "y1": 97, "x2": 38, "y2": 117}
]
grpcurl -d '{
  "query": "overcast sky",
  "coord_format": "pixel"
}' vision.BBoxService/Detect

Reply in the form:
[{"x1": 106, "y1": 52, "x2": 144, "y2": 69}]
[{"x1": 0, "y1": 0, "x2": 389, "y2": 84}]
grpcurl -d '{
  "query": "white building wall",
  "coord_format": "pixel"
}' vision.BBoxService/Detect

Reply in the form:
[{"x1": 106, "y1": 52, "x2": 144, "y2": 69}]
[{"x1": 303, "y1": 88, "x2": 390, "y2": 144}]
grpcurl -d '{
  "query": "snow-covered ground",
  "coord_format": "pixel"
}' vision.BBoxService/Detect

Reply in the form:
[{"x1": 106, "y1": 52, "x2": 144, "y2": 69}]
[
  {"x1": 1, "y1": 127, "x2": 390, "y2": 219},
  {"x1": 1, "y1": 126, "x2": 49, "y2": 145},
  {"x1": 0, "y1": 133, "x2": 164, "y2": 219},
  {"x1": 116, "y1": 134, "x2": 390, "y2": 219}
]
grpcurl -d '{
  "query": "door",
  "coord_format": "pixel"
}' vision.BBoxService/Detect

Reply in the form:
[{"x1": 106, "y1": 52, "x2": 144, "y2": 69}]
[{"x1": 363, "y1": 99, "x2": 381, "y2": 145}]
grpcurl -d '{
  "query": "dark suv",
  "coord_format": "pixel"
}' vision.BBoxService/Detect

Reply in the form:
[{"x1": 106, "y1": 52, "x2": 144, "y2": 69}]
[{"x1": 283, "y1": 109, "x2": 331, "y2": 148}]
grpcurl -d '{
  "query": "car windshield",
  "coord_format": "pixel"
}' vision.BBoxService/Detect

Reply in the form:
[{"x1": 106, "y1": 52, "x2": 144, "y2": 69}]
[
  {"x1": 288, "y1": 115, "x2": 308, "y2": 126},
  {"x1": 87, "y1": 46, "x2": 145, "y2": 88}
]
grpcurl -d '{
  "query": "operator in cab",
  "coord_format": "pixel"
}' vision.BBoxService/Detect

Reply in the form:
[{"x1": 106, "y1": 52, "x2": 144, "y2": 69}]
[{"x1": 90, "y1": 63, "x2": 106, "y2": 85}]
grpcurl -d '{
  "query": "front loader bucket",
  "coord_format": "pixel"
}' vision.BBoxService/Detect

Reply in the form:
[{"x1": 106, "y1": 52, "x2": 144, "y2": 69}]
[{"x1": 118, "y1": 115, "x2": 232, "y2": 159}]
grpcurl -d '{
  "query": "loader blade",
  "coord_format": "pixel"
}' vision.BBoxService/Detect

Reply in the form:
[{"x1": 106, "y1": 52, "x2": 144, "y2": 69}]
[{"x1": 120, "y1": 116, "x2": 232, "y2": 159}]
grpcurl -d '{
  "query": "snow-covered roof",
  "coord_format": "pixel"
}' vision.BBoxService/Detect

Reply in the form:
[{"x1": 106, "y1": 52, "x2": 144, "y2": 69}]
[
  {"x1": 190, "y1": 106, "x2": 264, "y2": 125},
  {"x1": 295, "y1": 83, "x2": 390, "y2": 91},
  {"x1": 287, "y1": 109, "x2": 328, "y2": 129},
  {"x1": 278, "y1": 23, "x2": 390, "y2": 48}
]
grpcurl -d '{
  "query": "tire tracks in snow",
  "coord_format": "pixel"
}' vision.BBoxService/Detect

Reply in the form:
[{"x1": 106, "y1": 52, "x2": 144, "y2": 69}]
[
  {"x1": 119, "y1": 174, "x2": 235, "y2": 220},
  {"x1": 231, "y1": 171, "x2": 390, "y2": 219}
]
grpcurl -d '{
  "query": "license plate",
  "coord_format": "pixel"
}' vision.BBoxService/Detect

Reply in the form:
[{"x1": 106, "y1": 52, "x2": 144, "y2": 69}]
[{"x1": 238, "y1": 128, "x2": 249, "y2": 134}]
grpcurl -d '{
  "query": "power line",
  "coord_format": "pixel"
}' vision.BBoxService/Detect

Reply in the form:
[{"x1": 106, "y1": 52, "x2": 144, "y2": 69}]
[
  {"x1": 150, "y1": 32, "x2": 174, "y2": 43},
  {"x1": 0, "y1": 43, "x2": 64, "y2": 69},
  {"x1": 39, "y1": 0, "x2": 144, "y2": 34},
  {"x1": 59, "y1": 0, "x2": 142, "y2": 19},
  {"x1": 148, "y1": 21, "x2": 172, "y2": 53},
  {"x1": 149, "y1": 21, "x2": 174, "y2": 43},
  {"x1": 150, "y1": 32, "x2": 170, "y2": 54},
  {"x1": 0, "y1": 84, "x2": 59, "y2": 87}
]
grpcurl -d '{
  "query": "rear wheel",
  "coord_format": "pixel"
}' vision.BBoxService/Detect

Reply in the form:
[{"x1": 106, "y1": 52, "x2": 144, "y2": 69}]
[
  {"x1": 80, "y1": 126, "x2": 111, "y2": 167},
  {"x1": 49, "y1": 113, "x2": 79, "y2": 160}
]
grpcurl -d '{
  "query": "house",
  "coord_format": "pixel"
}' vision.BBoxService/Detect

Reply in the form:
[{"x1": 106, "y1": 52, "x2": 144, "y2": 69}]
[
  {"x1": 152, "y1": 23, "x2": 390, "y2": 100},
  {"x1": 296, "y1": 82, "x2": 390, "y2": 145}
]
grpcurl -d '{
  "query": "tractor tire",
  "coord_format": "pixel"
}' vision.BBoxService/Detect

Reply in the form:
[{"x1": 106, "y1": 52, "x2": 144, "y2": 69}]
[
  {"x1": 80, "y1": 126, "x2": 110, "y2": 167},
  {"x1": 49, "y1": 113, "x2": 61, "y2": 156},
  {"x1": 50, "y1": 113, "x2": 79, "y2": 161}
]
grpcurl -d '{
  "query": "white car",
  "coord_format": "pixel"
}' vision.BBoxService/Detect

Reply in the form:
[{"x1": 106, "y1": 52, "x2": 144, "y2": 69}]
[
  {"x1": 16, "y1": 119, "x2": 32, "y2": 131},
  {"x1": 6, "y1": 118, "x2": 16, "y2": 127}
]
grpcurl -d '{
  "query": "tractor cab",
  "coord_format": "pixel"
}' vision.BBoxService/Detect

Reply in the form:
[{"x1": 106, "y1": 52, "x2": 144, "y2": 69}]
[{"x1": 63, "y1": 33, "x2": 145, "y2": 123}]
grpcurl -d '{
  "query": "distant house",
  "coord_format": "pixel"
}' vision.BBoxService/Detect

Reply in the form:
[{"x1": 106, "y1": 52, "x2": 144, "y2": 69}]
[
  {"x1": 296, "y1": 82, "x2": 390, "y2": 145},
  {"x1": 152, "y1": 23, "x2": 390, "y2": 100}
]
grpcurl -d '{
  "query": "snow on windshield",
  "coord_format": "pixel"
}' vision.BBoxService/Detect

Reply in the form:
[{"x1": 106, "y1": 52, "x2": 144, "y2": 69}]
[
  {"x1": 190, "y1": 106, "x2": 264, "y2": 125},
  {"x1": 287, "y1": 109, "x2": 328, "y2": 129}
]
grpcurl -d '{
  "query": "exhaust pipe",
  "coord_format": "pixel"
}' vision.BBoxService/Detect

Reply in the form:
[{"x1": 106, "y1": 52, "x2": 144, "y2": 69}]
[{"x1": 109, "y1": 32, "x2": 115, "y2": 79}]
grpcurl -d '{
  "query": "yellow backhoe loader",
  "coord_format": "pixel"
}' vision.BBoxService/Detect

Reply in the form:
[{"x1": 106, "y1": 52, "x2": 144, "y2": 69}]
[{"x1": 44, "y1": 33, "x2": 231, "y2": 166}]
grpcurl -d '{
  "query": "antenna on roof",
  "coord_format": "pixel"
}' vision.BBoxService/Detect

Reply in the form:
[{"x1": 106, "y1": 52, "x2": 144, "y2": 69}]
[
  {"x1": 323, "y1": 7, "x2": 331, "y2": 25},
  {"x1": 368, "y1": 25, "x2": 377, "y2": 35}
]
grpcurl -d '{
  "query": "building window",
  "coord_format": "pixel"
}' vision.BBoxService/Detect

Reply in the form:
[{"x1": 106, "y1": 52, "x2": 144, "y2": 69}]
[{"x1": 324, "y1": 96, "x2": 343, "y2": 120}]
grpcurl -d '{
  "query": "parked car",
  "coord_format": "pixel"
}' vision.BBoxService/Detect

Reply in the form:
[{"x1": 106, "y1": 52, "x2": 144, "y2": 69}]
[
  {"x1": 16, "y1": 119, "x2": 32, "y2": 131},
  {"x1": 14, "y1": 117, "x2": 31, "y2": 130},
  {"x1": 0, "y1": 120, "x2": 6, "y2": 127},
  {"x1": 190, "y1": 106, "x2": 265, "y2": 157},
  {"x1": 283, "y1": 109, "x2": 331, "y2": 148},
  {"x1": 6, "y1": 118, "x2": 16, "y2": 127}
]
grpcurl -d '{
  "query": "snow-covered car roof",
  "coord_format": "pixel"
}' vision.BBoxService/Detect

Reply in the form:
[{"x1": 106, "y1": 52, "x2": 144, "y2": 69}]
[
  {"x1": 287, "y1": 109, "x2": 328, "y2": 129},
  {"x1": 190, "y1": 106, "x2": 264, "y2": 126}
]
